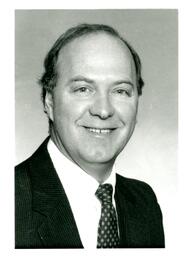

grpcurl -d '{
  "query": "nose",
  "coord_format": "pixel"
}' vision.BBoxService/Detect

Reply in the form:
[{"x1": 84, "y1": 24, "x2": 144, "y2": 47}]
[{"x1": 89, "y1": 93, "x2": 114, "y2": 119}]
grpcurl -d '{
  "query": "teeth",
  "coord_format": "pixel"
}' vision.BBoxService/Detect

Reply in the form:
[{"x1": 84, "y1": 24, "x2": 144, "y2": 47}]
[{"x1": 87, "y1": 128, "x2": 111, "y2": 134}]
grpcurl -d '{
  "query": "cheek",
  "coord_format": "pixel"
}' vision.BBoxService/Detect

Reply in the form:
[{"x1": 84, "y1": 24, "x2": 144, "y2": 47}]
[
  {"x1": 116, "y1": 101, "x2": 138, "y2": 123},
  {"x1": 52, "y1": 96, "x2": 70, "y2": 126},
  {"x1": 53, "y1": 96, "x2": 89, "y2": 124}
]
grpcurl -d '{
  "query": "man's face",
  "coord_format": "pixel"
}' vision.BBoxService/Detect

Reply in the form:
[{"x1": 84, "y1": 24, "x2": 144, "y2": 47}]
[{"x1": 46, "y1": 33, "x2": 139, "y2": 168}]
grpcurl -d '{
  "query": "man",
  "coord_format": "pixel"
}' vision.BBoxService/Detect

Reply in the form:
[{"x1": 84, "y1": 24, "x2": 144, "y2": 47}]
[{"x1": 15, "y1": 23, "x2": 165, "y2": 248}]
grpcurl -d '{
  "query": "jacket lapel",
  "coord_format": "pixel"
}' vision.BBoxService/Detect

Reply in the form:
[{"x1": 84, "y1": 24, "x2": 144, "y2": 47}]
[
  {"x1": 29, "y1": 138, "x2": 83, "y2": 248},
  {"x1": 115, "y1": 174, "x2": 150, "y2": 247}
]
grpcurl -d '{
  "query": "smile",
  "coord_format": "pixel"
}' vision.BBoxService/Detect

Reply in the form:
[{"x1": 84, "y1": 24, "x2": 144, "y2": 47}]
[{"x1": 84, "y1": 127, "x2": 115, "y2": 134}]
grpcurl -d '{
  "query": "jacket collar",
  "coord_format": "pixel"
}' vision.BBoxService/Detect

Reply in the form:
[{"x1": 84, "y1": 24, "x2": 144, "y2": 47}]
[
  {"x1": 29, "y1": 137, "x2": 83, "y2": 248},
  {"x1": 115, "y1": 174, "x2": 150, "y2": 247}
]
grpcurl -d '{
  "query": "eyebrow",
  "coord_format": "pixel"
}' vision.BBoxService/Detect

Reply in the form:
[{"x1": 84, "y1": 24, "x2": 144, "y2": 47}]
[
  {"x1": 70, "y1": 76, "x2": 94, "y2": 84},
  {"x1": 113, "y1": 80, "x2": 134, "y2": 88},
  {"x1": 69, "y1": 75, "x2": 134, "y2": 87}
]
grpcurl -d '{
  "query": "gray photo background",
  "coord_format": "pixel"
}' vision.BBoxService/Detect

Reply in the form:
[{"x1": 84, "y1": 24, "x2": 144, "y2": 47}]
[{"x1": 15, "y1": 10, "x2": 178, "y2": 246}]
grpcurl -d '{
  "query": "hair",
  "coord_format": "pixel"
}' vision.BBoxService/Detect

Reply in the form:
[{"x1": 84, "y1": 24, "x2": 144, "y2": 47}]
[{"x1": 39, "y1": 23, "x2": 144, "y2": 106}]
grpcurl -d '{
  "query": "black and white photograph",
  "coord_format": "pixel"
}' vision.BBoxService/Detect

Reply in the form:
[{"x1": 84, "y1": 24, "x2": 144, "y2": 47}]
[
  {"x1": 14, "y1": 9, "x2": 179, "y2": 251},
  {"x1": 0, "y1": 1, "x2": 184, "y2": 254}
]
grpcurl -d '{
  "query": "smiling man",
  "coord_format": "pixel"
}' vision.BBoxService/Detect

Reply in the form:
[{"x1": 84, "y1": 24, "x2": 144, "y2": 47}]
[{"x1": 15, "y1": 24, "x2": 165, "y2": 248}]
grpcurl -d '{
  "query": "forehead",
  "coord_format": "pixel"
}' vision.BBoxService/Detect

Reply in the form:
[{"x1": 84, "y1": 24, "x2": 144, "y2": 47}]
[{"x1": 56, "y1": 32, "x2": 135, "y2": 78}]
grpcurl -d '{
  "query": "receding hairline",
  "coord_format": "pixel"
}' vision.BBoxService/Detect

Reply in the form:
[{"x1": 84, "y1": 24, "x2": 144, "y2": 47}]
[
  {"x1": 56, "y1": 31, "x2": 137, "y2": 72},
  {"x1": 58, "y1": 30, "x2": 132, "y2": 51}
]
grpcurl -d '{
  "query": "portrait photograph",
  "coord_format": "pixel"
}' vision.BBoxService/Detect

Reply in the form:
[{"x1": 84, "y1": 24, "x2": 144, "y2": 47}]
[
  {"x1": 14, "y1": 8, "x2": 178, "y2": 253},
  {"x1": 1, "y1": 1, "x2": 185, "y2": 255}
]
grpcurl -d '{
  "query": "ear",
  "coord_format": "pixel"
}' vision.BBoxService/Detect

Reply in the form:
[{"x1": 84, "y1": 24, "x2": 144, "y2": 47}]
[{"x1": 44, "y1": 92, "x2": 54, "y2": 121}]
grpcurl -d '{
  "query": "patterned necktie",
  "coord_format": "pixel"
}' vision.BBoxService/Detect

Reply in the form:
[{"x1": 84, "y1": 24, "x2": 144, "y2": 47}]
[{"x1": 95, "y1": 183, "x2": 120, "y2": 248}]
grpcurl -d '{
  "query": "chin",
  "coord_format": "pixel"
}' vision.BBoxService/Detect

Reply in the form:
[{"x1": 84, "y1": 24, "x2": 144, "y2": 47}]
[{"x1": 81, "y1": 150, "x2": 116, "y2": 164}]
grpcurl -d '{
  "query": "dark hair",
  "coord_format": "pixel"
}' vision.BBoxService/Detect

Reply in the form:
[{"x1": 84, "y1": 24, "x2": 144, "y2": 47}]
[{"x1": 39, "y1": 23, "x2": 144, "y2": 106}]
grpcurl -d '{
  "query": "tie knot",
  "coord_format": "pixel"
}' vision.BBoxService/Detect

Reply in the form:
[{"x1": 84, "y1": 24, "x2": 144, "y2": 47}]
[{"x1": 95, "y1": 183, "x2": 113, "y2": 204}]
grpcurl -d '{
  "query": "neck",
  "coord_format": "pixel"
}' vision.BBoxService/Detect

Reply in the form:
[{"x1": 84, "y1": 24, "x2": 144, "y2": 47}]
[{"x1": 75, "y1": 161, "x2": 114, "y2": 184}]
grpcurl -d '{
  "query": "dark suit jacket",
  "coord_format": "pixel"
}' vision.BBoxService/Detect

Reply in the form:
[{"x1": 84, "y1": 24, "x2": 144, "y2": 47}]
[{"x1": 15, "y1": 138, "x2": 165, "y2": 248}]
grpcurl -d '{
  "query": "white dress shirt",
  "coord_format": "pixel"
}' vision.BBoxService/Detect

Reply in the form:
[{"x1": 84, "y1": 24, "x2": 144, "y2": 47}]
[{"x1": 47, "y1": 139, "x2": 117, "y2": 249}]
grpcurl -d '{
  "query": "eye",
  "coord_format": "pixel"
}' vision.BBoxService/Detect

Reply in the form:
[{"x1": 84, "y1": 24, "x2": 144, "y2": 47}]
[
  {"x1": 74, "y1": 86, "x2": 90, "y2": 93},
  {"x1": 114, "y1": 88, "x2": 131, "y2": 97},
  {"x1": 116, "y1": 89, "x2": 126, "y2": 94},
  {"x1": 72, "y1": 85, "x2": 94, "y2": 97}
]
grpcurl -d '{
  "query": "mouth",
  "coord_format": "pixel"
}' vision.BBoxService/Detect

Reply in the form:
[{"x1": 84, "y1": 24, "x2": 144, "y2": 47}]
[{"x1": 83, "y1": 126, "x2": 116, "y2": 135}]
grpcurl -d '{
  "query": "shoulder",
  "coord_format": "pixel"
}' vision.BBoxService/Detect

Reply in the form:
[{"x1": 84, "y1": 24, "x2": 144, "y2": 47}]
[
  {"x1": 15, "y1": 137, "x2": 50, "y2": 172},
  {"x1": 15, "y1": 154, "x2": 35, "y2": 203},
  {"x1": 15, "y1": 137, "x2": 50, "y2": 190},
  {"x1": 116, "y1": 173, "x2": 158, "y2": 204},
  {"x1": 116, "y1": 173, "x2": 156, "y2": 193},
  {"x1": 15, "y1": 157, "x2": 31, "y2": 186}
]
